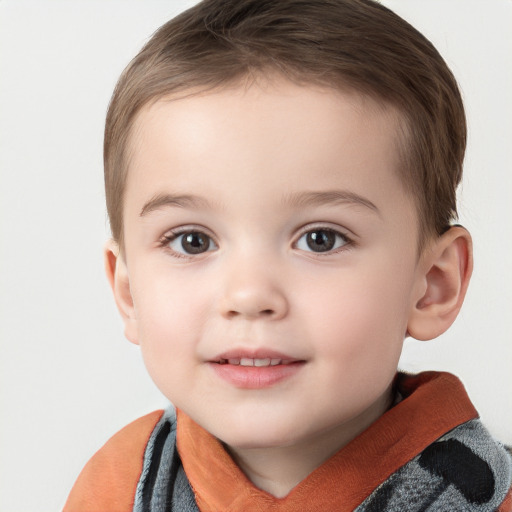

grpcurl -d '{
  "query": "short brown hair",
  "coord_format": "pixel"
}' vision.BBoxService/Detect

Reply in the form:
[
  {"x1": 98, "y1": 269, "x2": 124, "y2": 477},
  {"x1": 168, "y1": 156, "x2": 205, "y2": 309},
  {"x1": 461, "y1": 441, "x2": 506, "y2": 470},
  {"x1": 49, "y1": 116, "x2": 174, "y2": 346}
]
[{"x1": 104, "y1": 0, "x2": 466, "y2": 249}]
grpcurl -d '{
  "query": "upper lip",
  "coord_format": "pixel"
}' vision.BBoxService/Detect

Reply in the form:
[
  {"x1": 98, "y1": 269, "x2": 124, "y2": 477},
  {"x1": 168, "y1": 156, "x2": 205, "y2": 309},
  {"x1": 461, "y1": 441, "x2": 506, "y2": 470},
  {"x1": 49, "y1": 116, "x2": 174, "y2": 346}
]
[{"x1": 211, "y1": 348, "x2": 302, "y2": 363}]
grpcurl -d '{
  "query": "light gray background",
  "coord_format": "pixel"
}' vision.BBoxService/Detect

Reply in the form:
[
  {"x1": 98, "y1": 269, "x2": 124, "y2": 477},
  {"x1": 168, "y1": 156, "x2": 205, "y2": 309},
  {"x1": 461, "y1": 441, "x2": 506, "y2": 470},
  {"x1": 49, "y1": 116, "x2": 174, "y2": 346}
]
[{"x1": 0, "y1": 1, "x2": 510, "y2": 510}]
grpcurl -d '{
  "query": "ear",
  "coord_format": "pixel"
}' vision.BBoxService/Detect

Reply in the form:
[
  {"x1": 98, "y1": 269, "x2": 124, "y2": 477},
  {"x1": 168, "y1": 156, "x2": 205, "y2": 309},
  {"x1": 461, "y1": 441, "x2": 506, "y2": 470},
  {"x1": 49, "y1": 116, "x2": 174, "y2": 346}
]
[
  {"x1": 407, "y1": 226, "x2": 473, "y2": 341},
  {"x1": 104, "y1": 240, "x2": 139, "y2": 345}
]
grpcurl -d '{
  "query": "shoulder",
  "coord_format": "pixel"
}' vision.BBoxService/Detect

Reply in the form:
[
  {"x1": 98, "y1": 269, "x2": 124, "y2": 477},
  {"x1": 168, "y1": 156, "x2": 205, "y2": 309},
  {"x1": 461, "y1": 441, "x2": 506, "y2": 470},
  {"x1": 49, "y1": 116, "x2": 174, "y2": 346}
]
[{"x1": 63, "y1": 410, "x2": 165, "y2": 512}]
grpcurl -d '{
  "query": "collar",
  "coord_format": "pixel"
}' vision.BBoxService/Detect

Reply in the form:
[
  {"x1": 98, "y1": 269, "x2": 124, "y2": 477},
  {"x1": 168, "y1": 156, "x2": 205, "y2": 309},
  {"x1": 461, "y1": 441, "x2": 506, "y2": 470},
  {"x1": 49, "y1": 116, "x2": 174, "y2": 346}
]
[{"x1": 176, "y1": 371, "x2": 478, "y2": 512}]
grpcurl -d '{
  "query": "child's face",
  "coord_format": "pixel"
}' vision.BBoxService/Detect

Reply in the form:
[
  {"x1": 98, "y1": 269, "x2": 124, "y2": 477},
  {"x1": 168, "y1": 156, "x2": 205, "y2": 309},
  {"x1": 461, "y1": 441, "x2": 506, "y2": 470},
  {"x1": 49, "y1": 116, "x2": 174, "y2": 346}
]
[{"x1": 117, "y1": 78, "x2": 427, "y2": 451}]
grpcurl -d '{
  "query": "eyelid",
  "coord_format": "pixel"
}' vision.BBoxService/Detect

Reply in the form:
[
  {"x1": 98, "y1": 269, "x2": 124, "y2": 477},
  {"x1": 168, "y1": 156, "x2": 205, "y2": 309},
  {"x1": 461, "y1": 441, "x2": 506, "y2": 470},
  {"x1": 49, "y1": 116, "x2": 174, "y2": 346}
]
[
  {"x1": 294, "y1": 222, "x2": 355, "y2": 241},
  {"x1": 160, "y1": 224, "x2": 215, "y2": 238}
]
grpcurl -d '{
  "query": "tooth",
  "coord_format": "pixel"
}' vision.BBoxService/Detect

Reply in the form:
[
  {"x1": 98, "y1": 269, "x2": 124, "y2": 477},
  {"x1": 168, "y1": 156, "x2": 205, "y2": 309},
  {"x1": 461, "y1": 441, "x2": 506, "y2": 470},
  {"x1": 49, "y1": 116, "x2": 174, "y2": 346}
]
[
  {"x1": 254, "y1": 358, "x2": 271, "y2": 367},
  {"x1": 228, "y1": 358, "x2": 240, "y2": 365},
  {"x1": 270, "y1": 359, "x2": 281, "y2": 366},
  {"x1": 240, "y1": 358, "x2": 254, "y2": 366}
]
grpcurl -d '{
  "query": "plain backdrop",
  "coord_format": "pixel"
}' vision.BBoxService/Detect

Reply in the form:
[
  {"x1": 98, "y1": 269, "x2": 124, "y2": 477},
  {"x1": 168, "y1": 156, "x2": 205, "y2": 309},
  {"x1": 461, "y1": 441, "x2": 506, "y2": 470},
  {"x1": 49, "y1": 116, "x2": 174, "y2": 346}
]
[{"x1": 0, "y1": 1, "x2": 510, "y2": 510}]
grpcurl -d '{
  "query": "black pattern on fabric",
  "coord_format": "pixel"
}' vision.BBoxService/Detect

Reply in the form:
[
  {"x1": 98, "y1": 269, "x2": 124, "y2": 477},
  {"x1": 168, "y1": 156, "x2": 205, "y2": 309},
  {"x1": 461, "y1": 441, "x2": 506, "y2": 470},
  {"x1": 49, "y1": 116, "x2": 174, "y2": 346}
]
[
  {"x1": 141, "y1": 420, "x2": 171, "y2": 511},
  {"x1": 418, "y1": 439, "x2": 495, "y2": 504}
]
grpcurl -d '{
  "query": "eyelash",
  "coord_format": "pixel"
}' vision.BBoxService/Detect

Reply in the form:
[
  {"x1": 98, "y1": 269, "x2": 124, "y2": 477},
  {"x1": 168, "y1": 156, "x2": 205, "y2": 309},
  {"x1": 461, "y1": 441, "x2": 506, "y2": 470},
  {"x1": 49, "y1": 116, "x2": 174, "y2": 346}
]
[{"x1": 158, "y1": 225, "x2": 354, "y2": 258}]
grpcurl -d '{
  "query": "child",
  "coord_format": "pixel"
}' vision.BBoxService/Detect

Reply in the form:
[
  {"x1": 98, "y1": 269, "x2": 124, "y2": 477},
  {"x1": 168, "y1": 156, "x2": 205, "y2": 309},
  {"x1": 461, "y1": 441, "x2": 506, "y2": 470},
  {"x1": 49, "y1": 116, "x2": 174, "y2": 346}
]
[{"x1": 64, "y1": 0, "x2": 512, "y2": 510}]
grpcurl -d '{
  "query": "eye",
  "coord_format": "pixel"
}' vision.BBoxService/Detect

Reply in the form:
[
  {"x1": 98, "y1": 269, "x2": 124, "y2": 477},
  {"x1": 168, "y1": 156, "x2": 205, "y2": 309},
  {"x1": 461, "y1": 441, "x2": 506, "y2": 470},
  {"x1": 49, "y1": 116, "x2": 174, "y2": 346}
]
[
  {"x1": 295, "y1": 228, "x2": 350, "y2": 253},
  {"x1": 163, "y1": 230, "x2": 217, "y2": 256}
]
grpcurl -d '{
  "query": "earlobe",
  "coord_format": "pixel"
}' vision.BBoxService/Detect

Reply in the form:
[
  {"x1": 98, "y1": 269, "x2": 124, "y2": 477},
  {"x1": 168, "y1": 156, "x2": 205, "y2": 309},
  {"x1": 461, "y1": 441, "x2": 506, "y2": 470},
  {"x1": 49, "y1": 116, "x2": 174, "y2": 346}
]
[
  {"x1": 407, "y1": 226, "x2": 473, "y2": 341},
  {"x1": 104, "y1": 240, "x2": 140, "y2": 345}
]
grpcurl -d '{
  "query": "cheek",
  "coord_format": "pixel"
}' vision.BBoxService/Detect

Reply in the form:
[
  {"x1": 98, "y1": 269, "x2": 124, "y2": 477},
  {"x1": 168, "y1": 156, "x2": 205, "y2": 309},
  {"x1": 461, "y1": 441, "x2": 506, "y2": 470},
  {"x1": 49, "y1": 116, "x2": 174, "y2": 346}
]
[
  {"x1": 134, "y1": 264, "x2": 208, "y2": 323},
  {"x1": 298, "y1": 261, "x2": 414, "y2": 358},
  {"x1": 131, "y1": 268, "x2": 212, "y2": 372}
]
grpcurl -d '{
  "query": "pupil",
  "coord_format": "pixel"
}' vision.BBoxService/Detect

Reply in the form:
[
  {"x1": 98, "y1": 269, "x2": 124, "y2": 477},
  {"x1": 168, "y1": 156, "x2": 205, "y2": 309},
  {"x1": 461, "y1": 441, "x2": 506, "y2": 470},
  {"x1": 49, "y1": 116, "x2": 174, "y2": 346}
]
[
  {"x1": 307, "y1": 230, "x2": 335, "y2": 252},
  {"x1": 182, "y1": 232, "x2": 209, "y2": 254}
]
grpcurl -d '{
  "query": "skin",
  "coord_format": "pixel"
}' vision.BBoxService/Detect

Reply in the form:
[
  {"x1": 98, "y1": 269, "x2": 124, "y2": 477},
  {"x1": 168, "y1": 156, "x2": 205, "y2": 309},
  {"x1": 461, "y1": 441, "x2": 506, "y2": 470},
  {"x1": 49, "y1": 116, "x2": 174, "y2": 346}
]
[{"x1": 106, "y1": 77, "x2": 472, "y2": 497}]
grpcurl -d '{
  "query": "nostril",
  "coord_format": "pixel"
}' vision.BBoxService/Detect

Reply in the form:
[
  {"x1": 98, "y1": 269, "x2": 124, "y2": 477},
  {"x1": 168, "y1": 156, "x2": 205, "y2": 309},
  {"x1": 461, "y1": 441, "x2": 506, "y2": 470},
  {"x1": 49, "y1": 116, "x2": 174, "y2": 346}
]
[{"x1": 225, "y1": 308, "x2": 275, "y2": 318}]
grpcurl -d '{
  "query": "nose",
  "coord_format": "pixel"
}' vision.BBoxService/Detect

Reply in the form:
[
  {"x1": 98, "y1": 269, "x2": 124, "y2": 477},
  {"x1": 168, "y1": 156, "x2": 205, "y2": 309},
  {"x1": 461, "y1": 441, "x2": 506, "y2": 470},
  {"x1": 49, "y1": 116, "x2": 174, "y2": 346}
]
[{"x1": 218, "y1": 260, "x2": 289, "y2": 320}]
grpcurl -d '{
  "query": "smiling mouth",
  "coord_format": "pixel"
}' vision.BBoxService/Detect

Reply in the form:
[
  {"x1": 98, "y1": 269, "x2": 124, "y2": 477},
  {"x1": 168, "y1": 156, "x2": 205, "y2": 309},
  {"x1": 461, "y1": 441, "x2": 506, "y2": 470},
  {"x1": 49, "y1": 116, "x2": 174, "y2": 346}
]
[
  {"x1": 210, "y1": 353, "x2": 305, "y2": 388},
  {"x1": 217, "y1": 358, "x2": 296, "y2": 367}
]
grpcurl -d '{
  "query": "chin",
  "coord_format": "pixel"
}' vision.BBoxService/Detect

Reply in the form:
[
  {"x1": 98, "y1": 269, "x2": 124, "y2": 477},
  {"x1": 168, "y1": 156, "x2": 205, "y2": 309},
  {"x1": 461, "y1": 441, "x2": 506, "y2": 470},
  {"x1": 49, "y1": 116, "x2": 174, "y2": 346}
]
[{"x1": 214, "y1": 421, "x2": 308, "y2": 451}]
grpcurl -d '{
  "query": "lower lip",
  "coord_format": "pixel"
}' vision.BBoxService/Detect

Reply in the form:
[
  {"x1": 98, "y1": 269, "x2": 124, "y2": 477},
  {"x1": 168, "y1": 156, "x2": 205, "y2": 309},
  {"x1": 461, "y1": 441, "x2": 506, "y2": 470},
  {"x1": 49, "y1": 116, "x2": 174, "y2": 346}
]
[{"x1": 209, "y1": 362, "x2": 304, "y2": 389}]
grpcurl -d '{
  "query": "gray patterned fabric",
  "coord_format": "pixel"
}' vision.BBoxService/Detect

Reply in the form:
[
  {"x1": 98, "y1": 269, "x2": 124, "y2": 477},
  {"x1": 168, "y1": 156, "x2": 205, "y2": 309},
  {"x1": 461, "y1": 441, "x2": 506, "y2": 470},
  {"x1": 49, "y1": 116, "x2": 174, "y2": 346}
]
[
  {"x1": 356, "y1": 420, "x2": 511, "y2": 511},
  {"x1": 133, "y1": 407, "x2": 511, "y2": 512},
  {"x1": 133, "y1": 407, "x2": 199, "y2": 512}
]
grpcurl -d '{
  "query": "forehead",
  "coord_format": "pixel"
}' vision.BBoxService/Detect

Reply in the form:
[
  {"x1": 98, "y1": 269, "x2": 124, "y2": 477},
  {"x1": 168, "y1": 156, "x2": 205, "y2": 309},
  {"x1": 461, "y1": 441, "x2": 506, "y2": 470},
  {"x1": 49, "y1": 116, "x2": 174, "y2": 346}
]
[{"x1": 124, "y1": 79, "x2": 413, "y2": 224}]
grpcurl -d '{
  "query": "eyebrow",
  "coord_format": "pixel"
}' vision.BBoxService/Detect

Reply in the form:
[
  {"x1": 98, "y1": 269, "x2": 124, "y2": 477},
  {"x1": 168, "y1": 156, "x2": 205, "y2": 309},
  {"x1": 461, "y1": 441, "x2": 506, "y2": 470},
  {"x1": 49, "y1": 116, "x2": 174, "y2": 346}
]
[
  {"x1": 140, "y1": 189, "x2": 380, "y2": 217},
  {"x1": 140, "y1": 193, "x2": 213, "y2": 216},
  {"x1": 283, "y1": 190, "x2": 380, "y2": 215}
]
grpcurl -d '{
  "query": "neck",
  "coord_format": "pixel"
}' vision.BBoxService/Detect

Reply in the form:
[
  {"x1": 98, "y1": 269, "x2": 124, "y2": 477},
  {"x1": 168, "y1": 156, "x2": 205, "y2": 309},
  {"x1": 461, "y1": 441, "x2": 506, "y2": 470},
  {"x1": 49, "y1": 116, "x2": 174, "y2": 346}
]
[{"x1": 225, "y1": 387, "x2": 393, "y2": 498}]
